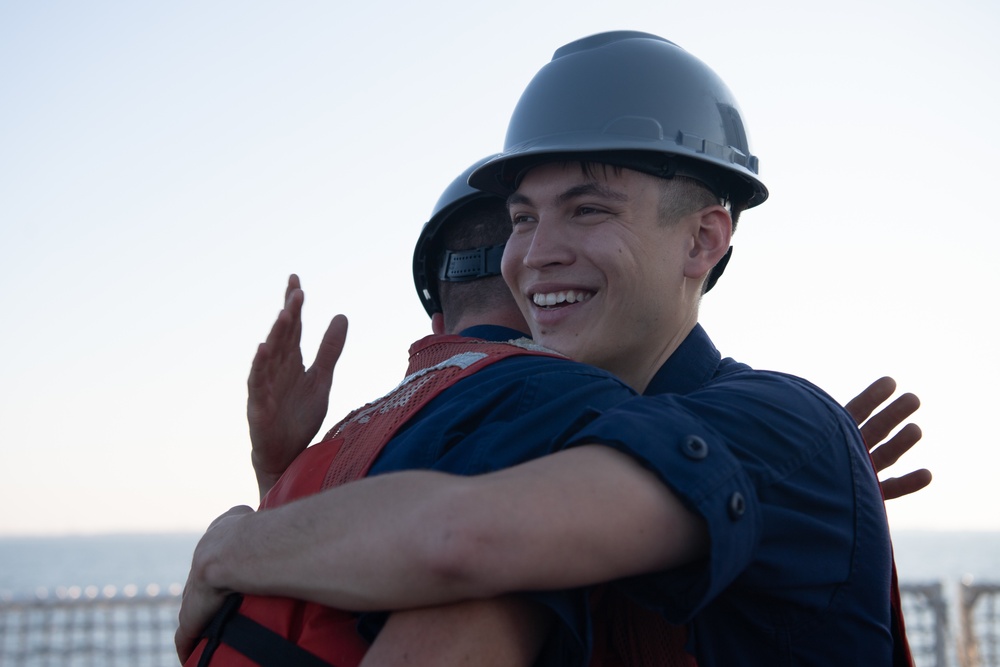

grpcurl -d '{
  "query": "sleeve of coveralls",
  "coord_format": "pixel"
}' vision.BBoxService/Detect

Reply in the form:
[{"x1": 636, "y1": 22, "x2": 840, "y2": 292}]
[
  {"x1": 563, "y1": 369, "x2": 863, "y2": 627},
  {"x1": 562, "y1": 390, "x2": 761, "y2": 623},
  {"x1": 358, "y1": 359, "x2": 640, "y2": 667}
]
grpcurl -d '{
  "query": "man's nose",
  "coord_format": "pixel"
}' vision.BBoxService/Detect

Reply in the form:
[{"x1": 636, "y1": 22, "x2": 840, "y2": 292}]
[{"x1": 522, "y1": 218, "x2": 574, "y2": 270}]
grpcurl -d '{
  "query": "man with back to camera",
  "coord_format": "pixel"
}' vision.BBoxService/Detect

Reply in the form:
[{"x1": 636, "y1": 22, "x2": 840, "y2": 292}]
[{"x1": 178, "y1": 31, "x2": 930, "y2": 666}]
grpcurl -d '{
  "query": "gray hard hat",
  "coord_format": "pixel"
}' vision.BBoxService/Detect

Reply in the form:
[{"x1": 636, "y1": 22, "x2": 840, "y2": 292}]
[
  {"x1": 469, "y1": 31, "x2": 767, "y2": 209},
  {"x1": 413, "y1": 156, "x2": 506, "y2": 317}
]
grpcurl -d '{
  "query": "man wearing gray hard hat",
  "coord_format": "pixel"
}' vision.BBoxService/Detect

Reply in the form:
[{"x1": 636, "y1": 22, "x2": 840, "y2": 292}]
[
  {"x1": 179, "y1": 32, "x2": 914, "y2": 666},
  {"x1": 465, "y1": 30, "x2": 904, "y2": 665}
]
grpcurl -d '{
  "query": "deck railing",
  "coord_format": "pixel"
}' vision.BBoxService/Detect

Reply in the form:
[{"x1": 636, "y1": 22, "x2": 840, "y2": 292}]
[
  {"x1": 0, "y1": 581, "x2": 997, "y2": 666},
  {"x1": 959, "y1": 580, "x2": 1000, "y2": 667},
  {"x1": 0, "y1": 585, "x2": 182, "y2": 667}
]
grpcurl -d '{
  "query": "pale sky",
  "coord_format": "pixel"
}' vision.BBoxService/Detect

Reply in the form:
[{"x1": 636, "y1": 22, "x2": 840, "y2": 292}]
[{"x1": 1, "y1": 0, "x2": 997, "y2": 536}]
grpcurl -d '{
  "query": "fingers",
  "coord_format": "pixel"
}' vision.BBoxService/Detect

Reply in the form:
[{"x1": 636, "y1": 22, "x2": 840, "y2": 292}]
[
  {"x1": 284, "y1": 273, "x2": 301, "y2": 303},
  {"x1": 285, "y1": 287, "x2": 304, "y2": 347},
  {"x1": 266, "y1": 275, "x2": 304, "y2": 354},
  {"x1": 869, "y1": 423, "x2": 922, "y2": 471},
  {"x1": 175, "y1": 626, "x2": 197, "y2": 664},
  {"x1": 247, "y1": 342, "x2": 271, "y2": 393},
  {"x1": 860, "y1": 393, "x2": 921, "y2": 450},
  {"x1": 845, "y1": 377, "x2": 897, "y2": 425},
  {"x1": 207, "y1": 505, "x2": 254, "y2": 531},
  {"x1": 250, "y1": 307, "x2": 294, "y2": 398},
  {"x1": 258, "y1": 288, "x2": 303, "y2": 369},
  {"x1": 258, "y1": 275, "x2": 308, "y2": 373},
  {"x1": 262, "y1": 304, "x2": 293, "y2": 356},
  {"x1": 175, "y1": 509, "x2": 254, "y2": 664},
  {"x1": 880, "y1": 469, "x2": 933, "y2": 501},
  {"x1": 175, "y1": 577, "x2": 201, "y2": 664},
  {"x1": 312, "y1": 314, "x2": 349, "y2": 379}
]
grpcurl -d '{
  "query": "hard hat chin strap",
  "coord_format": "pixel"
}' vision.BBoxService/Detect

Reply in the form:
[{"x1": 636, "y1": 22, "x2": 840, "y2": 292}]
[
  {"x1": 438, "y1": 243, "x2": 505, "y2": 283},
  {"x1": 703, "y1": 246, "x2": 733, "y2": 294},
  {"x1": 437, "y1": 241, "x2": 731, "y2": 294}
]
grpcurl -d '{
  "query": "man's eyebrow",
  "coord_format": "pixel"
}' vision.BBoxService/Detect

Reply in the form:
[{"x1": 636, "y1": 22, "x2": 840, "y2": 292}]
[
  {"x1": 507, "y1": 192, "x2": 533, "y2": 208},
  {"x1": 507, "y1": 182, "x2": 628, "y2": 209},
  {"x1": 557, "y1": 182, "x2": 628, "y2": 205}
]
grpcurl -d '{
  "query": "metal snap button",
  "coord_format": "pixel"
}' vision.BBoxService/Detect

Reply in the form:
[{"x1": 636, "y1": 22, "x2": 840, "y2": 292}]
[
  {"x1": 681, "y1": 435, "x2": 709, "y2": 460},
  {"x1": 728, "y1": 492, "x2": 746, "y2": 520}
]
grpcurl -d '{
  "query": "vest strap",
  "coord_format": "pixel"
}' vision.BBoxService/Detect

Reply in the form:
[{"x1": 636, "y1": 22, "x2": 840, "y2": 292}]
[{"x1": 199, "y1": 594, "x2": 336, "y2": 667}]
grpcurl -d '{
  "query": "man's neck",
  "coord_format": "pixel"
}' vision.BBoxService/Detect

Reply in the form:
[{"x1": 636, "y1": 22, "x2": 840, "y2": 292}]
[
  {"x1": 445, "y1": 311, "x2": 530, "y2": 336},
  {"x1": 620, "y1": 318, "x2": 699, "y2": 393}
]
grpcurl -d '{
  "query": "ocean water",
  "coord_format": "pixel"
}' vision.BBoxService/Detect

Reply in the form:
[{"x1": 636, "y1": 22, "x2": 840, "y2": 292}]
[
  {"x1": 0, "y1": 533, "x2": 200, "y2": 598},
  {"x1": 892, "y1": 531, "x2": 1000, "y2": 584},
  {"x1": 0, "y1": 530, "x2": 998, "y2": 599}
]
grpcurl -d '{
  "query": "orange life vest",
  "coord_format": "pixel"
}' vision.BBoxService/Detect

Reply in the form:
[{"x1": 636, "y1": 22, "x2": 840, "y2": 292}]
[
  {"x1": 187, "y1": 335, "x2": 562, "y2": 667},
  {"x1": 189, "y1": 332, "x2": 912, "y2": 666}
]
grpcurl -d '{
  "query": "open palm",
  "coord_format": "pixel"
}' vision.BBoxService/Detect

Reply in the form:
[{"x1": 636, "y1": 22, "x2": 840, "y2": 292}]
[{"x1": 248, "y1": 275, "x2": 348, "y2": 498}]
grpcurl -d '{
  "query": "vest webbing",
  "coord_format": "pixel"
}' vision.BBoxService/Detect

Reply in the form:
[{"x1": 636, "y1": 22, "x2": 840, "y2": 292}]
[
  {"x1": 322, "y1": 334, "x2": 562, "y2": 490},
  {"x1": 190, "y1": 335, "x2": 563, "y2": 667}
]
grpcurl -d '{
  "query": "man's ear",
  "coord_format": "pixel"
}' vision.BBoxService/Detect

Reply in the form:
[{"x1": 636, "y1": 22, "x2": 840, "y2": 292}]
[
  {"x1": 431, "y1": 312, "x2": 446, "y2": 335},
  {"x1": 684, "y1": 206, "x2": 733, "y2": 281}
]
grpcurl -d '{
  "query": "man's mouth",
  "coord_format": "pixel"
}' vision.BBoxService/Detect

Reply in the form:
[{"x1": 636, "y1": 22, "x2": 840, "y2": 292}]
[{"x1": 531, "y1": 290, "x2": 594, "y2": 308}]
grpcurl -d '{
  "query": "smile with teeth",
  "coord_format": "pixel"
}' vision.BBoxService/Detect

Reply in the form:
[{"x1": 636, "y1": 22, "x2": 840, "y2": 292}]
[{"x1": 532, "y1": 290, "x2": 594, "y2": 308}]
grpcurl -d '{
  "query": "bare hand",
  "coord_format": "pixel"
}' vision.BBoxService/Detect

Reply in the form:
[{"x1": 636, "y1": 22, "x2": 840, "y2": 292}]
[
  {"x1": 175, "y1": 505, "x2": 255, "y2": 664},
  {"x1": 248, "y1": 274, "x2": 348, "y2": 497},
  {"x1": 845, "y1": 376, "x2": 932, "y2": 500}
]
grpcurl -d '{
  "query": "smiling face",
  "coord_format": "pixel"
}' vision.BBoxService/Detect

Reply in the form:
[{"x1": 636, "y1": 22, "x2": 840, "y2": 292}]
[{"x1": 501, "y1": 162, "x2": 730, "y2": 391}]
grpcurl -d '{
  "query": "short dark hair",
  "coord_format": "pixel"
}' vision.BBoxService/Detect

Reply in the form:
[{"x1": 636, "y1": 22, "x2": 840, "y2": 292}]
[
  {"x1": 435, "y1": 197, "x2": 515, "y2": 332},
  {"x1": 657, "y1": 176, "x2": 720, "y2": 226},
  {"x1": 655, "y1": 176, "x2": 747, "y2": 293}
]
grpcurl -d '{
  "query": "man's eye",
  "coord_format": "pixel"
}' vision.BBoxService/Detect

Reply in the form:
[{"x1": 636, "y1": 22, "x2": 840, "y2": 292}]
[
  {"x1": 511, "y1": 213, "x2": 535, "y2": 225},
  {"x1": 578, "y1": 206, "x2": 603, "y2": 216}
]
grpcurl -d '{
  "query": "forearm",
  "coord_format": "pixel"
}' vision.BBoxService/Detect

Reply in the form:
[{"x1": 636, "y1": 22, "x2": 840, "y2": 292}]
[
  {"x1": 196, "y1": 445, "x2": 705, "y2": 611},
  {"x1": 251, "y1": 450, "x2": 283, "y2": 501},
  {"x1": 359, "y1": 597, "x2": 551, "y2": 667},
  {"x1": 196, "y1": 471, "x2": 488, "y2": 611}
]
